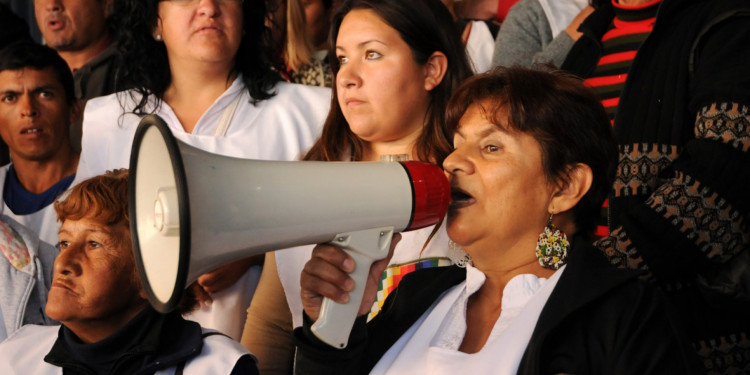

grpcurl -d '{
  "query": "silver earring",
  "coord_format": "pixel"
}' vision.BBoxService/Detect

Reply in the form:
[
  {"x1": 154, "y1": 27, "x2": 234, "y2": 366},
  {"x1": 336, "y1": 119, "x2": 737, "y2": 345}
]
[{"x1": 155, "y1": 34, "x2": 162, "y2": 41}]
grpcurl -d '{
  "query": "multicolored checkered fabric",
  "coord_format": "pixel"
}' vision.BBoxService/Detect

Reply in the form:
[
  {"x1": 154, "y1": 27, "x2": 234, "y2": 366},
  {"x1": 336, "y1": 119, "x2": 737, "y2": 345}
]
[{"x1": 368, "y1": 257, "x2": 452, "y2": 320}]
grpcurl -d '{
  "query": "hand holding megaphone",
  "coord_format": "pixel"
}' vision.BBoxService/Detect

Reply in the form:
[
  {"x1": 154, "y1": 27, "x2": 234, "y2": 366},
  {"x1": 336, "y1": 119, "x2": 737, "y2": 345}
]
[
  {"x1": 301, "y1": 234, "x2": 401, "y2": 322},
  {"x1": 129, "y1": 115, "x2": 449, "y2": 350}
]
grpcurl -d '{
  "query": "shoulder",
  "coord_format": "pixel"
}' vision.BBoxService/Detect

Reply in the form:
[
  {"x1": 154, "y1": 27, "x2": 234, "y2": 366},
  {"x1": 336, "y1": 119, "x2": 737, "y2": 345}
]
[
  {"x1": 82, "y1": 90, "x2": 141, "y2": 130},
  {"x1": 2, "y1": 323, "x2": 58, "y2": 342},
  {"x1": 81, "y1": 90, "x2": 145, "y2": 133},
  {"x1": 181, "y1": 330, "x2": 256, "y2": 374},
  {"x1": 510, "y1": 0, "x2": 545, "y2": 16},
  {"x1": 394, "y1": 266, "x2": 465, "y2": 296},
  {"x1": 269, "y1": 82, "x2": 331, "y2": 109},
  {"x1": 248, "y1": 82, "x2": 330, "y2": 135},
  {"x1": 0, "y1": 325, "x2": 58, "y2": 366},
  {"x1": 0, "y1": 214, "x2": 44, "y2": 259},
  {"x1": 83, "y1": 91, "x2": 122, "y2": 112}
]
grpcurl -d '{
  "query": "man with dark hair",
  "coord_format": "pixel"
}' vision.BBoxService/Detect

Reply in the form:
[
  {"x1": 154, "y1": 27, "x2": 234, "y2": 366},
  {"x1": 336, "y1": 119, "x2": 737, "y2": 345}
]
[
  {"x1": 33, "y1": 0, "x2": 119, "y2": 151},
  {"x1": 0, "y1": 42, "x2": 79, "y2": 250},
  {"x1": 561, "y1": 0, "x2": 750, "y2": 371}
]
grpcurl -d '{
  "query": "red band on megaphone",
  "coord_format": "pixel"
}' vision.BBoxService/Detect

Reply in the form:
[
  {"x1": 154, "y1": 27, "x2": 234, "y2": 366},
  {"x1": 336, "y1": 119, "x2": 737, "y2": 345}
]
[{"x1": 400, "y1": 161, "x2": 450, "y2": 231}]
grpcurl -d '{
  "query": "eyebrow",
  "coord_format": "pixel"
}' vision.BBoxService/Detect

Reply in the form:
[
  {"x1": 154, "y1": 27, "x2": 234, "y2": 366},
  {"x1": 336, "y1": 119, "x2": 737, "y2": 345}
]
[
  {"x1": 336, "y1": 39, "x2": 388, "y2": 52},
  {"x1": 58, "y1": 227, "x2": 112, "y2": 236},
  {"x1": 455, "y1": 122, "x2": 508, "y2": 139},
  {"x1": 0, "y1": 84, "x2": 60, "y2": 96}
]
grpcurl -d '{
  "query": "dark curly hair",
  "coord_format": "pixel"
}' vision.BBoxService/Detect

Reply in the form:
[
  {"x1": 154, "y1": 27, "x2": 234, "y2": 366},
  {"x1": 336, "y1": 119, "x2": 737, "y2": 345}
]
[{"x1": 112, "y1": 0, "x2": 283, "y2": 116}]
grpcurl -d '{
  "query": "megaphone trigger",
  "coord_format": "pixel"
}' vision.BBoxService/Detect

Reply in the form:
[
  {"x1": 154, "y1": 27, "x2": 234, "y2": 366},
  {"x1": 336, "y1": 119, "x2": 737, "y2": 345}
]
[
  {"x1": 129, "y1": 115, "x2": 450, "y2": 350},
  {"x1": 312, "y1": 227, "x2": 394, "y2": 348}
]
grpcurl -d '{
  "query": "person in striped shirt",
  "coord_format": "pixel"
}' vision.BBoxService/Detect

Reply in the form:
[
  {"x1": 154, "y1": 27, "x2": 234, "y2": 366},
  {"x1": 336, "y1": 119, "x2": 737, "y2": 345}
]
[{"x1": 562, "y1": 0, "x2": 750, "y2": 372}]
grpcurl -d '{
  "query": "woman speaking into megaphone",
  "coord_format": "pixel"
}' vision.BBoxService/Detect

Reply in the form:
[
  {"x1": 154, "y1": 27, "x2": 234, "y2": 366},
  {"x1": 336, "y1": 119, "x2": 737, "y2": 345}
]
[
  {"x1": 240, "y1": 0, "x2": 473, "y2": 371},
  {"x1": 293, "y1": 66, "x2": 698, "y2": 375}
]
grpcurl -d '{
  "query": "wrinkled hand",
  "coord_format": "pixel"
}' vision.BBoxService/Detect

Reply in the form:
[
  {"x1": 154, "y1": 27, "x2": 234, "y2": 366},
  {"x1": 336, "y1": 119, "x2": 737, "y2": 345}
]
[
  {"x1": 194, "y1": 255, "x2": 264, "y2": 304},
  {"x1": 565, "y1": 5, "x2": 595, "y2": 41},
  {"x1": 300, "y1": 234, "x2": 401, "y2": 322}
]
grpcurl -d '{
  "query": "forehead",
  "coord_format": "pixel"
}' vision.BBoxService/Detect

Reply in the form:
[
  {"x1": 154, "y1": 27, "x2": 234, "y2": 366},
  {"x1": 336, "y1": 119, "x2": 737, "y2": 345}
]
[
  {"x1": 34, "y1": 0, "x2": 104, "y2": 7},
  {"x1": 455, "y1": 103, "x2": 509, "y2": 136},
  {"x1": 337, "y1": 9, "x2": 399, "y2": 46},
  {"x1": 0, "y1": 67, "x2": 64, "y2": 91},
  {"x1": 60, "y1": 218, "x2": 128, "y2": 242}
]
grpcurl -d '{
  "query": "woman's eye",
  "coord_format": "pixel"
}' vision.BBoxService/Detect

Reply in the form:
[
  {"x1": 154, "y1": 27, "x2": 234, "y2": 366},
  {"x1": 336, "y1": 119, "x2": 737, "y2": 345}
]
[
  {"x1": 337, "y1": 55, "x2": 349, "y2": 64},
  {"x1": 484, "y1": 144, "x2": 500, "y2": 152},
  {"x1": 58, "y1": 241, "x2": 69, "y2": 249},
  {"x1": 88, "y1": 241, "x2": 101, "y2": 248},
  {"x1": 365, "y1": 51, "x2": 382, "y2": 60}
]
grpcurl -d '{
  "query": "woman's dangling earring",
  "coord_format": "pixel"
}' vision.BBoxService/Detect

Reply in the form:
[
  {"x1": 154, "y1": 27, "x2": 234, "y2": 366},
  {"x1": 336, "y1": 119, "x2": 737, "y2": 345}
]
[{"x1": 535, "y1": 214, "x2": 569, "y2": 270}]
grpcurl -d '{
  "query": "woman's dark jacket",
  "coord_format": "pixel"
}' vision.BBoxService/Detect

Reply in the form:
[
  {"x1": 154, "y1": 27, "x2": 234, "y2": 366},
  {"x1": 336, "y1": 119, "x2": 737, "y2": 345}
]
[{"x1": 294, "y1": 236, "x2": 699, "y2": 374}]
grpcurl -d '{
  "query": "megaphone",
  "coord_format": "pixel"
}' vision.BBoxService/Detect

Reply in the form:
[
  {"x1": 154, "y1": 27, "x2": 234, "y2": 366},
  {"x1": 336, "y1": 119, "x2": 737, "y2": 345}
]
[{"x1": 128, "y1": 115, "x2": 449, "y2": 348}]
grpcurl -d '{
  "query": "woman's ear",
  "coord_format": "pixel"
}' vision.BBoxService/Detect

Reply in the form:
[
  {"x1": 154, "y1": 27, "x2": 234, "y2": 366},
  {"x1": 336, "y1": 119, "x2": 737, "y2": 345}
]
[
  {"x1": 423, "y1": 51, "x2": 448, "y2": 91},
  {"x1": 548, "y1": 163, "x2": 593, "y2": 214}
]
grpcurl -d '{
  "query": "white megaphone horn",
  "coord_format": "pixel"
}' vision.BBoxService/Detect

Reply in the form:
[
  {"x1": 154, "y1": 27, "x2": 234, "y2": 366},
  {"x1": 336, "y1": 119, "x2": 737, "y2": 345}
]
[{"x1": 128, "y1": 115, "x2": 450, "y2": 348}]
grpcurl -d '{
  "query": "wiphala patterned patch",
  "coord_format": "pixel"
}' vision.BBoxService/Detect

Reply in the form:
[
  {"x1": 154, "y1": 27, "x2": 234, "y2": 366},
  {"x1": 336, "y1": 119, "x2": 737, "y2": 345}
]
[
  {"x1": 613, "y1": 143, "x2": 680, "y2": 198},
  {"x1": 695, "y1": 102, "x2": 750, "y2": 152},
  {"x1": 646, "y1": 171, "x2": 748, "y2": 262}
]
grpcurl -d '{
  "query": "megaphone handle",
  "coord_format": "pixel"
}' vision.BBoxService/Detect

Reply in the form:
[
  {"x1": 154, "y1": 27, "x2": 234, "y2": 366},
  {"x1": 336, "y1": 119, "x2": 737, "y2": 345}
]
[{"x1": 310, "y1": 227, "x2": 394, "y2": 349}]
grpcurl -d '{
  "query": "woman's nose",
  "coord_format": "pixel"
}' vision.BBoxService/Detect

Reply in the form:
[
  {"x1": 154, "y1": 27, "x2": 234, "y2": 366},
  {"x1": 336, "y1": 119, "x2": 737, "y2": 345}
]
[
  {"x1": 443, "y1": 145, "x2": 472, "y2": 175},
  {"x1": 197, "y1": 0, "x2": 221, "y2": 17},
  {"x1": 53, "y1": 246, "x2": 82, "y2": 276},
  {"x1": 337, "y1": 63, "x2": 361, "y2": 89}
]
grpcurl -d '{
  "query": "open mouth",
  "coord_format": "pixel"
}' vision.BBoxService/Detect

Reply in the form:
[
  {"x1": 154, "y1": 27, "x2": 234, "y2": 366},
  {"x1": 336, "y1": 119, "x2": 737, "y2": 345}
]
[
  {"x1": 21, "y1": 128, "x2": 42, "y2": 134},
  {"x1": 47, "y1": 17, "x2": 65, "y2": 30},
  {"x1": 449, "y1": 187, "x2": 474, "y2": 208}
]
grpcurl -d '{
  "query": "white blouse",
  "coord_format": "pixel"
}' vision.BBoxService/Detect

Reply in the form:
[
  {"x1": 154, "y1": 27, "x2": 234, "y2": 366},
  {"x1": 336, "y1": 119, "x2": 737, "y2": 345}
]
[{"x1": 371, "y1": 263, "x2": 566, "y2": 375}]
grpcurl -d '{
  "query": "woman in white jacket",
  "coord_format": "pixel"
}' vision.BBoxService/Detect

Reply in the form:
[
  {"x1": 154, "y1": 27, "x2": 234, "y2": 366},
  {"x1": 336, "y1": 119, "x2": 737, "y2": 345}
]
[
  {"x1": 75, "y1": 0, "x2": 331, "y2": 340},
  {"x1": 240, "y1": 0, "x2": 474, "y2": 372}
]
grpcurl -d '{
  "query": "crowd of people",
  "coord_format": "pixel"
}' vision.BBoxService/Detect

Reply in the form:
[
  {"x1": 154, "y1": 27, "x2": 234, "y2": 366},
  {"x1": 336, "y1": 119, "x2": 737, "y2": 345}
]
[{"x1": 0, "y1": 0, "x2": 748, "y2": 374}]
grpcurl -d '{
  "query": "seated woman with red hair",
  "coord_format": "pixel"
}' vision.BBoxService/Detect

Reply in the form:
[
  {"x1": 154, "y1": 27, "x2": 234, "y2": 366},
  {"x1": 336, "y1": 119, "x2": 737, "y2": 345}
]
[{"x1": 0, "y1": 170, "x2": 256, "y2": 374}]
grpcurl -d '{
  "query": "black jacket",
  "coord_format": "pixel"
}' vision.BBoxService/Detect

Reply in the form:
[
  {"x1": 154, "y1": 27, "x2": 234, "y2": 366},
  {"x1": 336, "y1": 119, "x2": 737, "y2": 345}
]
[
  {"x1": 294, "y1": 237, "x2": 699, "y2": 374},
  {"x1": 44, "y1": 308, "x2": 256, "y2": 375},
  {"x1": 562, "y1": 0, "x2": 750, "y2": 370}
]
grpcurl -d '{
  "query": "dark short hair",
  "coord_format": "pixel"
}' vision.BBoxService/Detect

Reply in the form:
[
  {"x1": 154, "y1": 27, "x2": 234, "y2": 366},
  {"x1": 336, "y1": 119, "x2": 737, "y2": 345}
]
[
  {"x1": 445, "y1": 66, "x2": 617, "y2": 234},
  {"x1": 113, "y1": 0, "x2": 283, "y2": 115},
  {"x1": 304, "y1": 0, "x2": 474, "y2": 164},
  {"x1": 0, "y1": 41, "x2": 75, "y2": 105}
]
